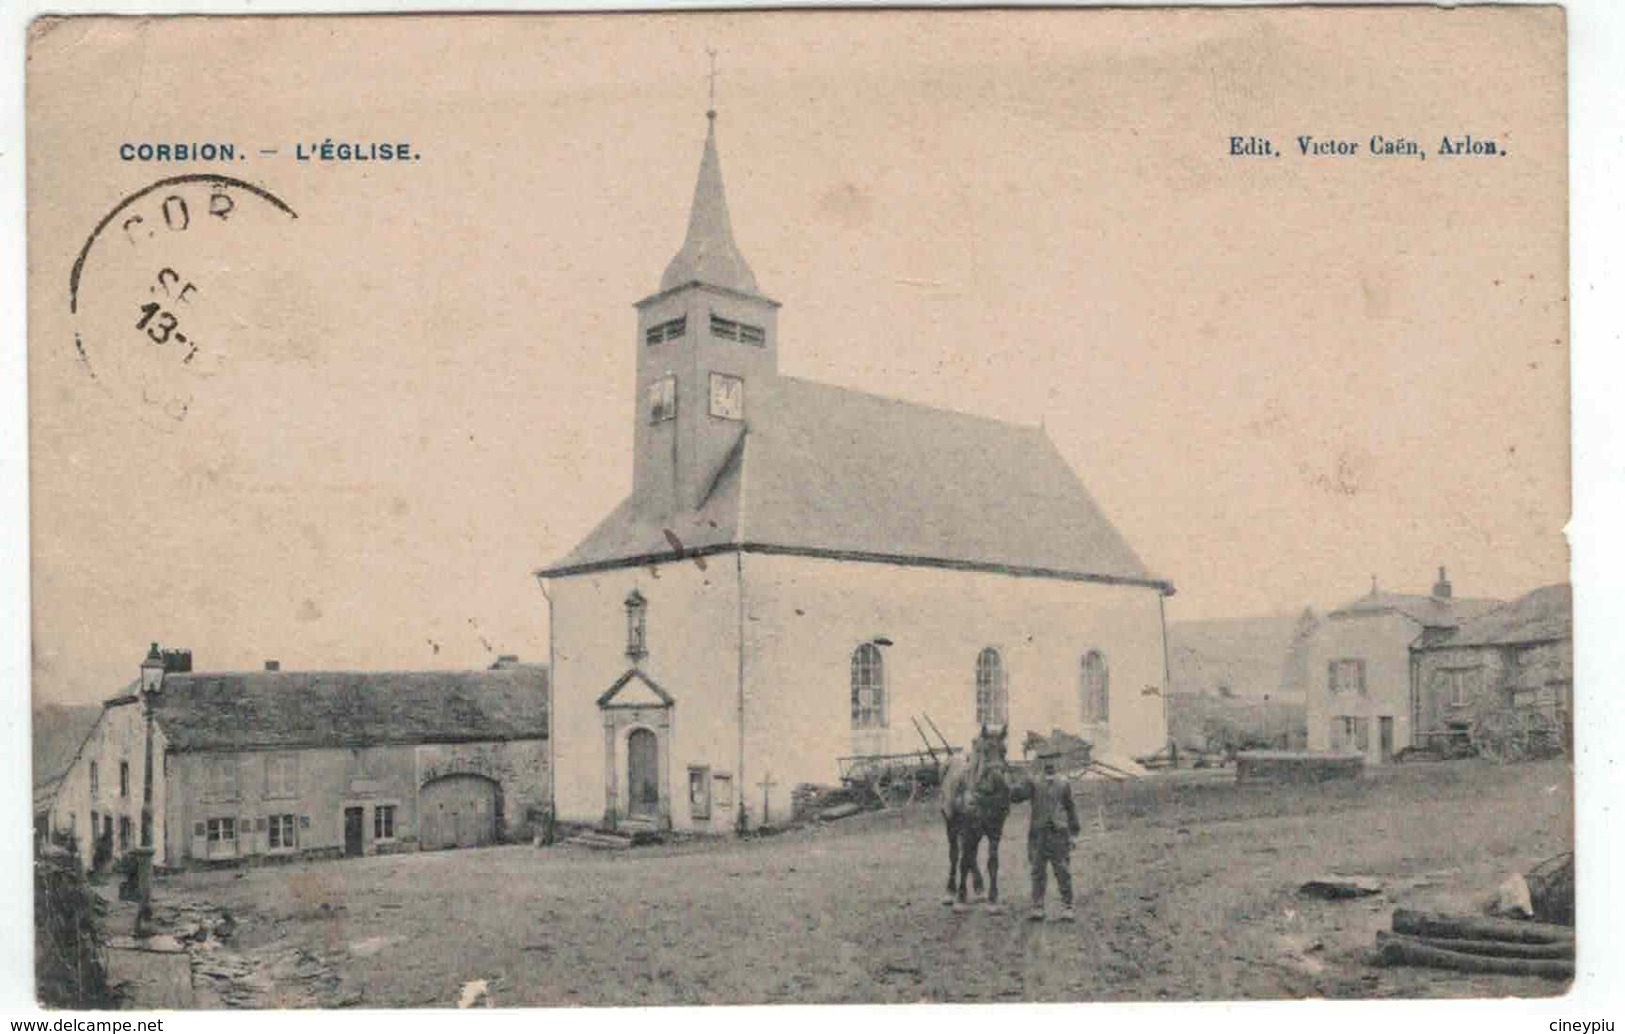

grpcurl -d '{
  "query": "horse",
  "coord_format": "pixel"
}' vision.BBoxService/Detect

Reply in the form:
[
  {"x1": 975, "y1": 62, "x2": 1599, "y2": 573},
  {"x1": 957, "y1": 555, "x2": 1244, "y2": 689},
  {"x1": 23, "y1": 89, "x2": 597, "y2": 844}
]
[{"x1": 939, "y1": 725, "x2": 1014, "y2": 912}]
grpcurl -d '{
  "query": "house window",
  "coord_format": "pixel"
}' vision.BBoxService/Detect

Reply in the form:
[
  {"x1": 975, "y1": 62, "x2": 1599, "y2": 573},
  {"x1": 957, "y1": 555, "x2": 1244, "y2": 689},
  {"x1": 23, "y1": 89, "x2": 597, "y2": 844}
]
[
  {"x1": 850, "y1": 643, "x2": 886, "y2": 730},
  {"x1": 119, "y1": 761, "x2": 130, "y2": 798},
  {"x1": 1329, "y1": 659, "x2": 1366, "y2": 695},
  {"x1": 1442, "y1": 668, "x2": 1482, "y2": 707},
  {"x1": 645, "y1": 316, "x2": 687, "y2": 346},
  {"x1": 266, "y1": 754, "x2": 299, "y2": 798},
  {"x1": 688, "y1": 766, "x2": 712, "y2": 820},
  {"x1": 709, "y1": 313, "x2": 765, "y2": 345},
  {"x1": 374, "y1": 804, "x2": 396, "y2": 841},
  {"x1": 975, "y1": 648, "x2": 1008, "y2": 727},
  {"x1": 205, "y1": 757, "x2": 240, "y2": 801},
  {"x1": 647, "y1": 375, "x2": 677, "y2": 424},
  {"x1": 206, "y1": 817, "x2": 237, "y2": 844},
  {"x1": 118, "y1": 816, "x2": 132, "y2": 852},
  {"x1": 1080, "y1": 651, "x2": 1109, "y2": 724},
  {"x1": 268, "y1": 814, "x2": 298, "y2": 851},
  {"x1": 89, "y1": 762, "x2": 98, "y2": 796},
  {"x1": 625, "y1": 589, "x2": 648, "y2": 661},
  {"x1": 1330, "y1": 717, "x2": 1369, "y2": 753},
  {"x1": 713, "y1": 773, "x2": 734, "y2": 813}
]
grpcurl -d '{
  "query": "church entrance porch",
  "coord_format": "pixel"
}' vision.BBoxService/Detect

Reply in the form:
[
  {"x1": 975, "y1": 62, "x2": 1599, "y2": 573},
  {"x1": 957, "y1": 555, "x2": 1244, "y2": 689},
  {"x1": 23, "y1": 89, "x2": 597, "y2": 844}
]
[{"x1": 596, "y1": 668, "x2": 675, "y2": 832}]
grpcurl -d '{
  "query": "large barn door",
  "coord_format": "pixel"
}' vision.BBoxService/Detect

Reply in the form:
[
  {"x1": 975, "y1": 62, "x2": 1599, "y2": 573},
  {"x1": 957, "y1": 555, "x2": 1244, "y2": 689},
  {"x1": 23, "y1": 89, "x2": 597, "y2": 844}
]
[{"x1": 421, "y1": 774, "x2": 498, "y2": 849}]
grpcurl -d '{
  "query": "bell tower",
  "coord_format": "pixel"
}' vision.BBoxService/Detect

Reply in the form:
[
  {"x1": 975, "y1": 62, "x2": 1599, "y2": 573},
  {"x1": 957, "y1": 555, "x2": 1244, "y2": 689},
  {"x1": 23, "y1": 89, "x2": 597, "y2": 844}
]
[{"x1": 632, "y1": 108, "x2": 780, "y2": 519}]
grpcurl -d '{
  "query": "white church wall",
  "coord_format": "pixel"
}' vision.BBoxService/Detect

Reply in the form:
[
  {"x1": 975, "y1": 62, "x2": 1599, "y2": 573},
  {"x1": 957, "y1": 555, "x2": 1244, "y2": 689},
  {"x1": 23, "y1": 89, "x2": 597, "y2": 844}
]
[
  {"x1": 740, "y1": 553, "x2": 1170, "y2": 826},
  {"x1": 549, "y1": 558, "x2": 741, "y2": 832}
]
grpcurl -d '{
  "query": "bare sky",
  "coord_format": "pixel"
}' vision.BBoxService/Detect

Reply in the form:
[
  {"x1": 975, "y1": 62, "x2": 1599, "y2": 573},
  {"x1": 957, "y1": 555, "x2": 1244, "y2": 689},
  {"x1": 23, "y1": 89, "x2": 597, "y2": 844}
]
[{"x1": 27, "y1": 9, "x2": 1568, "y2": 705}]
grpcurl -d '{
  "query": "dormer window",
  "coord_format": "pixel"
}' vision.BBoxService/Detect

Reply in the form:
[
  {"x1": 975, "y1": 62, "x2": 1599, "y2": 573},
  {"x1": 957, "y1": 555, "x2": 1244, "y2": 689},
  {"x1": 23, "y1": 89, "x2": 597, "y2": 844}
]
[
  {"x1": 645, "y1": 316, "x2": 687, "y2": 346},
  {"x1": 710, "y1": 313, "x2": 765, "y2": 346},
  {"x1": 625, "y1": 589, "x2": 648, "y2": 662}
]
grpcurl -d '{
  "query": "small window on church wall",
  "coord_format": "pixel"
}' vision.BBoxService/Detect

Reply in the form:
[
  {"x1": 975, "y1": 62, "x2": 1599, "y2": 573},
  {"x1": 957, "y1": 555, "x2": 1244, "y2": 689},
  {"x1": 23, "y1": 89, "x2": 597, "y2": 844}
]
[
  {"x1": 647, "y1": 376, "x2": 676, "y2": 424},
  {"x1": 975, "y1": 648, "x2": 1008, "y2": 727},
  {"x1": 1081, "y1": 651, "x2": 1109, "y2": 724},
  {"x1": 625, "y1": 589, "x2": 648, "y2": 661},
  {"x1": 851, "y1": 644, "x2": 886, "y2": 729}
]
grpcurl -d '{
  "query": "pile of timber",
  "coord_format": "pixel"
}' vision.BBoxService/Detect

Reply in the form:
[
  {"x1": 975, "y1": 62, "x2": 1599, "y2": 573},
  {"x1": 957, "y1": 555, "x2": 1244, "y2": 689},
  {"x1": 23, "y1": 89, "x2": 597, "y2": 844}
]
[{"x1": 1374, "y1": 908, "x2": 1574, "y2": 980}]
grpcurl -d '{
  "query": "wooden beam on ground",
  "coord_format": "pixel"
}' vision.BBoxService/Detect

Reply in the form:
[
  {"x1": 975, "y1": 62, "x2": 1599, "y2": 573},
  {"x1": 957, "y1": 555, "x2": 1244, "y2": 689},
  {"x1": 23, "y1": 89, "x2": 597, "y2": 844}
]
[
  {"x1": 1376, "y1": 930, "x2": 1574, "y2": 961},
  {"x1": 1376, "y1": 932, "x2": 1574, "y2": 980},
  {"x1": 1391, "y1": 909, "x2": 1575, "y2": 945}
]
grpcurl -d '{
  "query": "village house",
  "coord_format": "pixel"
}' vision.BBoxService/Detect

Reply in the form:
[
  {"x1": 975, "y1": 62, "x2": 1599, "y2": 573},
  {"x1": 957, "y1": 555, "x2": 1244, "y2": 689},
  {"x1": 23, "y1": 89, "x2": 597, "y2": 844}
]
[
  {"x1": 42, "y1": 645, "x2": 549, "y2": 870},
  {"x1": 1410, "y1": 583, "x2": 1572, "y2": 758},
  {"x1": 1305, "y1": 568, "x2": 1502, "y2": 764},
  {"x1": 536, "y1": 110, "x2": 1175, "y2": 834}
]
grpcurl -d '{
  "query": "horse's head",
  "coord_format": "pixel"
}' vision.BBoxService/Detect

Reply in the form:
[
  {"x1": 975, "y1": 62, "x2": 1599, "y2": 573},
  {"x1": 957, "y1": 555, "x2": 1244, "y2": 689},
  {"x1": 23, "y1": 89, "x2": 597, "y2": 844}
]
[
  {"x1": 974, "y1": 724, "x2": 1010, "y2": 766},
  {"x1": 971, "y1": 725, "x2": 1010, "y2": 792}
]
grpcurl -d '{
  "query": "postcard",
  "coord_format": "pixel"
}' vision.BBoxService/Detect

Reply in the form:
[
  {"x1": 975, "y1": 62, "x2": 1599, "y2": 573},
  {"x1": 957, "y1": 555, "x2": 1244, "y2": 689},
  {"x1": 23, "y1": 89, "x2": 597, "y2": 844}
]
[{"x1": 25, "y1": 7, "x2": 1573, "y2": 1010}]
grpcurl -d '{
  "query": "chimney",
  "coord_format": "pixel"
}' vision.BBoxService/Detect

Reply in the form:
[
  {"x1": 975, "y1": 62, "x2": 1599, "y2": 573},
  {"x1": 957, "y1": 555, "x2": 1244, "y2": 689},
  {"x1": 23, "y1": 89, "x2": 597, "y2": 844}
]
[
  {"x1": 264, "y1": 660, "x2": 280, "y2": 672},
  {"x1": 161, "y1": 649, "x2": 192, "y2": 674},
  {"x1": 1432, "y1": 566, "x2": 1453, "y2": 600}
]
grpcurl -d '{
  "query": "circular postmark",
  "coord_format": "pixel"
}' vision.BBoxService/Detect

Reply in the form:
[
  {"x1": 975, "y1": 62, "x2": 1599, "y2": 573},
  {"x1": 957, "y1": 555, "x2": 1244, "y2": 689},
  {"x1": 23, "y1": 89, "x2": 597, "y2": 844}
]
[{"x1": 69, "y1": 174, "x2": 299, "y2": 426}]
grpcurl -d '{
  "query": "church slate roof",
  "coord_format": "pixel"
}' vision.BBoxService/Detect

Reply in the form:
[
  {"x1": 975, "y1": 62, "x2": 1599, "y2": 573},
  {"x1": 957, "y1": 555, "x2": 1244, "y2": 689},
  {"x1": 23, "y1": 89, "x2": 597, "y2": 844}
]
[
  {"x1": 148, "y1": 666, "x2": 549, "y2": 752},
  {"x1": 543, "y1": 375, "x2": 1168, "y2": 591}
]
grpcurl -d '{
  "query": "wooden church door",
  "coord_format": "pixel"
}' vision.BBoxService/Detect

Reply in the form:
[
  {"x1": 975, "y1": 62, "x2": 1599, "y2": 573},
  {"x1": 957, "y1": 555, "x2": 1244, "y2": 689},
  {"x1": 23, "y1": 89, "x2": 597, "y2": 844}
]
[{"x1": 627, "y1": 728, "x2": 659, "y2": 818}]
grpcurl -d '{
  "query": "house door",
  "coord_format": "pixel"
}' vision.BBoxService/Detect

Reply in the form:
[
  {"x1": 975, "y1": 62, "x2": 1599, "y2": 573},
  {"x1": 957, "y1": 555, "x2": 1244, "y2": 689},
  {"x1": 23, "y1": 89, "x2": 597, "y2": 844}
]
[
  {"x1": 1379, "y1": 717, "x2": 1395, "y2": 764},
  {"x1": 343, "y1": 806, "x2": 365, "y2": 857},
  {"x1": 628, "y1": 728, "x2": 659, "y2": 819}
]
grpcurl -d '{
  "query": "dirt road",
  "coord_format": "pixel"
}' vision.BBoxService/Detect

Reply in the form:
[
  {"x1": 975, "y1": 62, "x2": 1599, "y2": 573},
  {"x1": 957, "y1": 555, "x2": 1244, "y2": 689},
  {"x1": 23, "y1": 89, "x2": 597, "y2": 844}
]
[{"x1": 148, "y1": 759, "x2": 1573, "y2": 1006}]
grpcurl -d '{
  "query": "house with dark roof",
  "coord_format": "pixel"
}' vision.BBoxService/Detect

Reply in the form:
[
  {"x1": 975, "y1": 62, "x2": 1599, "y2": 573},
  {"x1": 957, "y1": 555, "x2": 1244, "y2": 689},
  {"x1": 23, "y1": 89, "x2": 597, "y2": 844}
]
[
  {"x1": 536, "y1": 110, "x2": 1174, "y2": 833},
  {"x1": 1411, "y1": 583, "x2": 1572, "y2": 755},
  {"x1": 44, "y1": 645, "x2": 548, "y2": 869},
  {"x1": 1305, "y1": 568, "x2": 1502, "y2": 763}
]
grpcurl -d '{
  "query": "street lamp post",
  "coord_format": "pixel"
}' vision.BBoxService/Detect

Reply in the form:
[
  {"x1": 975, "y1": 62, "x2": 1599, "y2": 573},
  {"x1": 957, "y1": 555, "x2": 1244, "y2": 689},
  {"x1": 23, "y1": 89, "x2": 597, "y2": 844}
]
[{"x1": 134, "y1": 644, "x2": 164, "y2": 936}]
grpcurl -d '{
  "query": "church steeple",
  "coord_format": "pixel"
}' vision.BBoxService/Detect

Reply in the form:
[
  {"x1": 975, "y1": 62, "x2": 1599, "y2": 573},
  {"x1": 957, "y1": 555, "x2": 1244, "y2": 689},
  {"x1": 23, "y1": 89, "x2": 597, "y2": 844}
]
[
  {"x1": 659, "y1": 112, "x2": 759, "y2": 296},
  {"x1": 633, "y1": 104, "x2": 779, "y2": 521}
]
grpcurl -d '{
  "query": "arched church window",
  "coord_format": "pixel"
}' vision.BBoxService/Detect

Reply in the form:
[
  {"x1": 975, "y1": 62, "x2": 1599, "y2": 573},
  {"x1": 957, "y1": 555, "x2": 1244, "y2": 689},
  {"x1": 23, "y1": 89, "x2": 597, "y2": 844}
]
[
  {"x1": 851, "y1": 644, "x2": 886, "y2": 730},
  {"x1": 975, "y1": 648, "x2": 1008, "y2": 727},
  {"x1": 1081, "y1": 650, "x2": 1109, "y2": 724},
  {"x1": 625, "y1": 589, "x2": 648, "y2": 662}
]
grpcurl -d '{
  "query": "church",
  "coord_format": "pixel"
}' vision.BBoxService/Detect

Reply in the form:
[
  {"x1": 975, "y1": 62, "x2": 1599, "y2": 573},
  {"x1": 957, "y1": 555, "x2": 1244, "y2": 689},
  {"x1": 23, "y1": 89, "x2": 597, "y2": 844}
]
[{"x1": 537, "y1": 109, "x2": 1175, "y2": 834}]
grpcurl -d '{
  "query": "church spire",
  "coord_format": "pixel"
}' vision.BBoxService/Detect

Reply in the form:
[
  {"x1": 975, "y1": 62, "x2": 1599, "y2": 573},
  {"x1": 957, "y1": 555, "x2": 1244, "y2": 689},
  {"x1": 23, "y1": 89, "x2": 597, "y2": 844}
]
[{"x1": 659, "y1": 108, "x2": 759, "y2": 296}]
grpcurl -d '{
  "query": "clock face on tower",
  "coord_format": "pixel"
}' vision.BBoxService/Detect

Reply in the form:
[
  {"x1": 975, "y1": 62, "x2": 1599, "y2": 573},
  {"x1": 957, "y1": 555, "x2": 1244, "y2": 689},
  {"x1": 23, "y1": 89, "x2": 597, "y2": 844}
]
[{"x1": 709, "y1": 373, "x2": 744, "y2": 421}]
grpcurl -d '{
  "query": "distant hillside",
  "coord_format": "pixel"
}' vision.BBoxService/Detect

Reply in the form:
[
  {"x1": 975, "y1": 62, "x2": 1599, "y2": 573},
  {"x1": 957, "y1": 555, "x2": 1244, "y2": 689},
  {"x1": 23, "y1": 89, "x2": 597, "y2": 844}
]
[
  {"x1": 1168, "y1": 609, "x2": 1320, "y2": 703},
  {"x1": 33, "y1": 703, "x2": 102, "y2": 787}
]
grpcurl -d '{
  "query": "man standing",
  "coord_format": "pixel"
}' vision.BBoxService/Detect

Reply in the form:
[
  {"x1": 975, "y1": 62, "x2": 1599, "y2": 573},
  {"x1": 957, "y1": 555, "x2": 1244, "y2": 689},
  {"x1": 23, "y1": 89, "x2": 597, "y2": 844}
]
[{"x1": 1025, "y1": 747, "x2": 1081, "y2": 922}]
